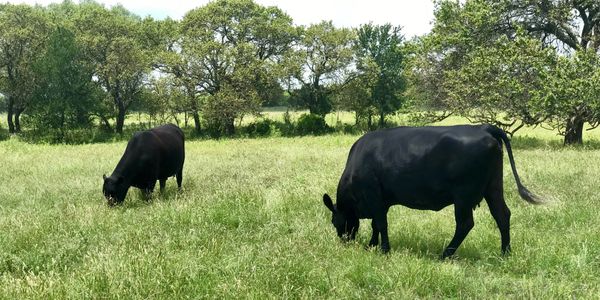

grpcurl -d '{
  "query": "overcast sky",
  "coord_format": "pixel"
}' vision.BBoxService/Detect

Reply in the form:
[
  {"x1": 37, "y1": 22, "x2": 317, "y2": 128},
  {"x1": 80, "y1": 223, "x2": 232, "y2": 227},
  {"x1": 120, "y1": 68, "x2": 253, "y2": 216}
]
[{"x1": 6, "y1": 0, "x2": 435, "y2": 38}]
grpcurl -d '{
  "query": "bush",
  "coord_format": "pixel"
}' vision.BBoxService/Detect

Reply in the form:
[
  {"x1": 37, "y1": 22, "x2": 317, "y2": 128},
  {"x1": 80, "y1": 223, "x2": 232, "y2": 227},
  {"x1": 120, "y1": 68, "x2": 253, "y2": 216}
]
[
  {"x1": 295, "y1": 114, "x2": 331, "y2": 135},
  {"x1": 0, "y1": 126, "x2": 8, "y2": 141},
  {"x1": 243, "y1": 119, "x2": 274, "y2": 137}
]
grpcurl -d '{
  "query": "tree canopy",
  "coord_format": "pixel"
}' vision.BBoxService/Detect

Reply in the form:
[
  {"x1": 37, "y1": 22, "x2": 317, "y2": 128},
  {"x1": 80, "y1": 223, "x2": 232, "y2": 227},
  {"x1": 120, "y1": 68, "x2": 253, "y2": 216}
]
[{"x1": 1, "y1": 0, "x2": 598, "y2": 144}]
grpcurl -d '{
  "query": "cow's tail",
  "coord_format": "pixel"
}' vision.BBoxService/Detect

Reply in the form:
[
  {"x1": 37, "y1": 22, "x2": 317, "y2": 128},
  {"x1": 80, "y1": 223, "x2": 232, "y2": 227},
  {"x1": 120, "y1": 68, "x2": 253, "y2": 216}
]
[{"x1": 484, "y1": 125, "x2": 543, "y2": 204}]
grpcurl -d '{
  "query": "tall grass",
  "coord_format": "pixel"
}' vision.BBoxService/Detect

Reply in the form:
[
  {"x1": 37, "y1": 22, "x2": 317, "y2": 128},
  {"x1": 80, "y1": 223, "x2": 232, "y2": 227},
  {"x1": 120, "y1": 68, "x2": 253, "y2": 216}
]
[{"x1": 0, "y1": 124, "x2": 599, "y2": 298}]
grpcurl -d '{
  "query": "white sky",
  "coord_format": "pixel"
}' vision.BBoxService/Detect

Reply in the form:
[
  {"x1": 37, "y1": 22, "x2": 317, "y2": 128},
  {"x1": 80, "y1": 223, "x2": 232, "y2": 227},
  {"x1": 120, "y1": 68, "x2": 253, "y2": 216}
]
[{"x1": 6, "y1": 0, "x2": 435, "y2": 38}]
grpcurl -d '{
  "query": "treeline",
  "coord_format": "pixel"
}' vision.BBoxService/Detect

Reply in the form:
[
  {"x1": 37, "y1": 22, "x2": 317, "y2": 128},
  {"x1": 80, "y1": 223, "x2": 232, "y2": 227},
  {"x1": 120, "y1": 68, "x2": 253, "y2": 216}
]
[
  {"x1": 1, "y1": 0, "x2": 599, "y2": 144},
  {"x1": 0, "y1": 0, "x2": 405, "y2": 139}
]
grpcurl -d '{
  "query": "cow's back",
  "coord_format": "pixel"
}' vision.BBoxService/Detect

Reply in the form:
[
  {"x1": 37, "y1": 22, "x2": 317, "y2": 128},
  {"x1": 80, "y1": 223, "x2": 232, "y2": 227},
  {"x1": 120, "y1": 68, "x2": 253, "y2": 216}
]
[{"x1": 338, "y1": 125, "x2": 502, "y2": 214}]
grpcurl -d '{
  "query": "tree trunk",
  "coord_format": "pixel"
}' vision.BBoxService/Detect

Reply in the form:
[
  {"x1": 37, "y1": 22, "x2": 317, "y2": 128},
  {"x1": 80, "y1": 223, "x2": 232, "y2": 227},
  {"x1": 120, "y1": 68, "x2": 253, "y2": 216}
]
[
  {"x1": 192, "y1": 111, "x2": 201, "y2": 134},
  {"x1": 225, "y1": 117, "x2": 235, "y2": 136},
  {"x1": 115, "y1": 104, "x2": 126, "y2": 134},
  {"x1": 7, "y1": 97, "x2": 15, "y2": 134},
  {"x1": 115, "y1": 96, "x2": 125, "y2": 134},
  {"x1": 190, "y1": 96, "x2": 201, "y2": 134},
  {"x1": 14, "y1": 107, "x2": 23, "y2": 133},
  {"x1": 187, "y1": 89, "x2": 201, "y2": 134},
  {"x1": 379, "y1": 110, "x2": 385, "y2": 128},
  {"x1": 564, "y1": 115, "x2": 584, "y2": 145}
]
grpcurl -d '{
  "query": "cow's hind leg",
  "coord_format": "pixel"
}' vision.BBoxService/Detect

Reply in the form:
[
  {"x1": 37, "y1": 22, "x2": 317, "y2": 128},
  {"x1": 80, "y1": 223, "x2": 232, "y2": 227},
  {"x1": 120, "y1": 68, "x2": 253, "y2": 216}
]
[
  {"x1": 485, "y1": 171, "x2": 511, "y2": 255},
  {"x1": 441, "y1": 201, "x2": 475, "y2": 259},
  {"x1": 176, "y1": 168, "x2": 183, "y2": 191},
  {"x1": 159, "y1": 179, "x2": 166, "y2": 192},
  {"x1": 369, "y1": 219, "x2": 379, "y2": 247}
]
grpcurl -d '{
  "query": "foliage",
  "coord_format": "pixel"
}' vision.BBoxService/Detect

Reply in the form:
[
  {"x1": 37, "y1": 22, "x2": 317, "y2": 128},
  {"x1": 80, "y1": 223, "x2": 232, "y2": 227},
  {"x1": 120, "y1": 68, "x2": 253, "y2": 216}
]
[
  {"x1": 415, "y1": 0, "x2": 600, "y2": 143},
  {"x1": 403, "y1": 38, "x2": 453, "y2": 125},
  {"x1": 544, "y1": 50, "x2": 600, "y2": 136},
  {"x1": 136, "y1": 76, "x2": 188, "y2": 127},
  {"x1": 354, "y1": 23, "x2": 407, "y2": 128},
  {"x1": 495, "y1": 0, "x2": 600, "y2": 144},
  {"x1": 444, "y1": 32, "x2": 557, "y2": 135},
  {"x1": 202, "y1": 82, "x2": 261, "y2": 136},
  {"x1": 72, "y1": 1, "x2": 152, "y2": 134},
  {"x1": 243, "y1": 119, "x2": 274, "y2": 137},
  {"x1": 0, "y1": 94, "x2": 5, "y2": 113},
  {"x1": 333, "y1": 73, "x2": 375, "y2": 129},
  {"x1": 295, "y1": 113, "x2": 331, "y2": 135},
  {"x1": 0, "y1": 3, "x2": 50, "y2": 133},
  {"x1": 180, "y1": 0, "x2": 296, "y2": 135},
  {"x1": 27, "y1": 27, "x2": 100, "y2": 132},
  {"x1": 288, "y1": 21, "x2": 354, "y2": 116}
]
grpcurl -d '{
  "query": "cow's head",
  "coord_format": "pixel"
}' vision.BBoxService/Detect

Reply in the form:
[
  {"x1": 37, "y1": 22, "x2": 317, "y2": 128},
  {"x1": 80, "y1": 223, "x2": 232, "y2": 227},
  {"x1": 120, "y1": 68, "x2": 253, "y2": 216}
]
[
  {"x1": 323, "y1": 194, "x2": 359, "y2": 241},
  {"x1": 102, "y1": 174, "x2": 128, "y2": 206}
]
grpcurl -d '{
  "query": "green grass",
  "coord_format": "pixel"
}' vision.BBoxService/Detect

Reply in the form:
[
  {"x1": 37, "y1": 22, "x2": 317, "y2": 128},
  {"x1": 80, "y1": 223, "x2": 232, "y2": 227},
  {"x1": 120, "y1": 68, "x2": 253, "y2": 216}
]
[{"x1": 1, "y1": 121, "x2": 600, "y2": 298}]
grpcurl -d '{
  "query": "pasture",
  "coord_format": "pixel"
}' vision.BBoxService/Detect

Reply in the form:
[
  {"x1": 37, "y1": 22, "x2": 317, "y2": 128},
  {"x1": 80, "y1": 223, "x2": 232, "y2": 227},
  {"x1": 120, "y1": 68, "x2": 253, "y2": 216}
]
[{"x1": 1, "y1": 123, "x2": 600, "y2": 298}]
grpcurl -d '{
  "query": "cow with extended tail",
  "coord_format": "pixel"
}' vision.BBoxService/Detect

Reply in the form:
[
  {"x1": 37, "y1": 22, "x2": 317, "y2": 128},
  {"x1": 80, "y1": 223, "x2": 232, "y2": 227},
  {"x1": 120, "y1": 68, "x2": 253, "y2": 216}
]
[
  {"x1": 103, "y1": 124, "x2": 185, "y2": 206},
  {"x1": 323, "y1": 124, "x2": 541, "y2": 258}
]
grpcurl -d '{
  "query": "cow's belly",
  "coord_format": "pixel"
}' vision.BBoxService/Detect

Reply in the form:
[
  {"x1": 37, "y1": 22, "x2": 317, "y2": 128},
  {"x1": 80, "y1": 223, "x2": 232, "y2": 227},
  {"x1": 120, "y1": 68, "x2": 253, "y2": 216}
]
[{"x1": 390, "y1": 187, "x2": 454, "y2": 211}]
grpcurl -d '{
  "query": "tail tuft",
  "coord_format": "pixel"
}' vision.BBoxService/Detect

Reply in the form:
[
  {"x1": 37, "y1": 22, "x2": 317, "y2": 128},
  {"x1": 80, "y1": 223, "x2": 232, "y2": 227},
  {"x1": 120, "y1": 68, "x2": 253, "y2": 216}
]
[{"x1": 518, "y1": 185, "x2": 543, "y2": 205}]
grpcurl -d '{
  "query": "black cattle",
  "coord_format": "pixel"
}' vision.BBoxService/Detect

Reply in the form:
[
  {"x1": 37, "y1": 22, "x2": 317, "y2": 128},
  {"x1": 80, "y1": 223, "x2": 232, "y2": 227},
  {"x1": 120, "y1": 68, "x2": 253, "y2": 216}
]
[
  {"x1": 323, "y1": 124, "x2": 541, "y2": 258},
  {"x1": 103, "y1": 124, "x2": 185, "y2": 206}
]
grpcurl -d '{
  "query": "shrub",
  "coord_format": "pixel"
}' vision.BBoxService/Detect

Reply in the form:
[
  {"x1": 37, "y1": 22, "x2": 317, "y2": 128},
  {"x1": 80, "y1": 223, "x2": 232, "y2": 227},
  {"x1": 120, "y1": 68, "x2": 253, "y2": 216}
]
[
  {"x1": 295, "y1": 114, "x2": 331, "y2": 135},
  {"x1": 244, "y1": 119, "x2": 273, "y2": 137}
]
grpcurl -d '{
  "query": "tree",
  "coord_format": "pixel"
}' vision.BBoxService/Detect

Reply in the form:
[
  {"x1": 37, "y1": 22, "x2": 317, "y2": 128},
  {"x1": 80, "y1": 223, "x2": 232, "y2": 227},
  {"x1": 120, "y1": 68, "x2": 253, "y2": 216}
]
[
  {"x1": 332, "y1": 66, "x2": 376, "y2": 128},
  {"x1": 28, "y1": 26, "x2": 100, "y2": 131},
  {"x1": 444, "y1": 33, "x2": 556, "y2": 136},
  {"x1": 404, "y1": 37, "x2": 454, "y2": 125},
  {"x1": 500, "y1": 0, "x2": 600, "y2": 144},
  {"x1": 0, "y1": 4, "x2": 49, "y2": 133},
  {"x1": 545, "y1": 50, "x2": 600, "y2": 139},
  {"x1": 72, "y1": 2, "x2": 151, "y2": 134},
  {"x1": 180, "y1": 0, "x2": 296, "y2": 135},
  {"x1": 137, "y1": 76, "x2": 187, "y2": 127},
  {"x1": 421, "y1": 0, "x2": 600, "y2": 144},
  {"x1": 354, "y1": 23, "x2": 406, "y2": 128},
  {"x1": 289, "y1": 21, "x2": 354, "y2": 116},
  {"x1": 151, "y1": 18, "x2": 204, "y2": 133}
]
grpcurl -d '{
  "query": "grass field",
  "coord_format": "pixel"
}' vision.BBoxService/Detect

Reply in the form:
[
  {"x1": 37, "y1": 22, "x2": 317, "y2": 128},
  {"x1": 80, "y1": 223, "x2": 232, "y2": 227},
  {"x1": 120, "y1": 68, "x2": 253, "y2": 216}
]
[{"x1": 1, "y1": 118, "x2": 600, "y2": 298}]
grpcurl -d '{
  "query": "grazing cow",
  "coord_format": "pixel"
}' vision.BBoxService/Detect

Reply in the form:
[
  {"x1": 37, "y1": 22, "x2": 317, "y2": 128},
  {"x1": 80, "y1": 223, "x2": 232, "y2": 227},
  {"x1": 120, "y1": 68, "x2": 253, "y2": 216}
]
[
  {"x1": 103, "y1": 124, "x2": 185, "y2": 206},
  {"x1": 323, "y1": 124, "x2": 541, "y2": 258}
]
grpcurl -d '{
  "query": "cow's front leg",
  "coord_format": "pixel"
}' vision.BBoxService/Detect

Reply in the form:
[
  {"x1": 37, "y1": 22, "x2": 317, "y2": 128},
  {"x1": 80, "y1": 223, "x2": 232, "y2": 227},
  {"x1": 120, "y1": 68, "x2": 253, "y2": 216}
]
[
  {"x1": 373, "y1": 215, "x2": 390, "y2": 253},
  {"x1": 369, "y1": 219, "x2": 379, "y2": 247},
  {"x1": 143, "y1": 181, "x2": 156, "y2": 201}
]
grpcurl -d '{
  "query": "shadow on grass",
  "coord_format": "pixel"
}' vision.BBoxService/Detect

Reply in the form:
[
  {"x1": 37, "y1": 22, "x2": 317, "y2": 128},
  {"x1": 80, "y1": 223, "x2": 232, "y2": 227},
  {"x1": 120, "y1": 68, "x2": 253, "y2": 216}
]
[
  {"x1": 105, "y1": 186, "x2": 183, "y2": 210},
  {"x1": 355, "y1": 230, "x2": 496, "y2": 262}
]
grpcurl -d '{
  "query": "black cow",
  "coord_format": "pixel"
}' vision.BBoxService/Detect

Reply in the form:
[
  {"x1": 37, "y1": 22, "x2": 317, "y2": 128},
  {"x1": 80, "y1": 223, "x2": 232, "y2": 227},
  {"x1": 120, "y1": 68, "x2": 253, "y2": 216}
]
[
  {"x1": 323, "y1": 124, "x2": 541, "y2": 258},
  {"x1": 103, "y1": 124, "x2": 185, "y2": 206}
]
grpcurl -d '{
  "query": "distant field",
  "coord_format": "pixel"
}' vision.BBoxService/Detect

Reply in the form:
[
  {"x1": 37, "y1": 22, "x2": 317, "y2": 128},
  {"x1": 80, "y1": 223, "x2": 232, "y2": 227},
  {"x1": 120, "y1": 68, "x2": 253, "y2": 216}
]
[
  {"x1": 1, "y1": 121, "x2": 599, "y2": 297},
  {"x1": 3, "y1": 109, "x2": 600, "y2": 144}
]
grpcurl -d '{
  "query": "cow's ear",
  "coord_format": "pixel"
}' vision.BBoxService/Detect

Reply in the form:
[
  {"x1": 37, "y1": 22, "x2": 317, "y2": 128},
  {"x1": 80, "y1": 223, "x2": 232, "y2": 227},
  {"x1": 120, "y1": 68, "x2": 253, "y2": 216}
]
[
  {"x1": 323, "y1": 194, "x2": 335, "y2": 212},
  {"x1": 103, "y1": 174, "x2": 107, "y2": 181}
]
